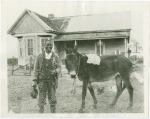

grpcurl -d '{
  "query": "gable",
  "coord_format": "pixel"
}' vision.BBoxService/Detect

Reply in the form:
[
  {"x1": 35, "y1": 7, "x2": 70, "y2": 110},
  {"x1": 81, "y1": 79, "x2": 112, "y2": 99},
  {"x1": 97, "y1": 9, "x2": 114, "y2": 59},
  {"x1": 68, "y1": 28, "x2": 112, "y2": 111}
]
[{"x1": 13, "y1": 13, "x2": 46, "y2": 34}]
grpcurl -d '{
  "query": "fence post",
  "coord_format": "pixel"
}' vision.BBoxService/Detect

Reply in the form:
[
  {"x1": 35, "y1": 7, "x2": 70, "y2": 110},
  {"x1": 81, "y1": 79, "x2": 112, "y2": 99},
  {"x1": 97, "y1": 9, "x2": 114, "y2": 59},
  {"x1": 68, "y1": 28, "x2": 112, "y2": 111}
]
[{"x1": 29, "y1": 57, "x2": 32, "y2": 75}]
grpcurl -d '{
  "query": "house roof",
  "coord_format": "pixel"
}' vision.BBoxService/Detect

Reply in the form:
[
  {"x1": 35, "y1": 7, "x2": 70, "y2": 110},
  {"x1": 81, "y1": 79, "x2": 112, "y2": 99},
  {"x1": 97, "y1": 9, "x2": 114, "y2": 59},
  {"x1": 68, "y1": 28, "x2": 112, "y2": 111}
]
[
  {"x1": 52, "y1": 12, "x2": 131, "y2": 41},
  {"x1": 7, "y1": 9, "x2": 55, "y2": 34},
  {"x1": 66, "y1": 12, "x2": 131, "y2": 32},
  {"x1": 47, "y1": 11, "x2": 131, "y2": 34},
  {"x1": 8, "y1": 9, "x2": 131, "y2": 37}
]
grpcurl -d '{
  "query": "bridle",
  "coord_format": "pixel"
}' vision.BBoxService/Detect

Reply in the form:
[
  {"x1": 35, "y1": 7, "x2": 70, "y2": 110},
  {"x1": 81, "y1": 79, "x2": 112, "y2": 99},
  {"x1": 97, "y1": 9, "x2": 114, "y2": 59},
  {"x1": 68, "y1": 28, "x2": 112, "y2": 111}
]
[
  {"x1": 66, "y1": 52, "x2": 86, "y2": 95},
  {"x1": 66, "y1": 52, "x2": 86, "y2": 77}
]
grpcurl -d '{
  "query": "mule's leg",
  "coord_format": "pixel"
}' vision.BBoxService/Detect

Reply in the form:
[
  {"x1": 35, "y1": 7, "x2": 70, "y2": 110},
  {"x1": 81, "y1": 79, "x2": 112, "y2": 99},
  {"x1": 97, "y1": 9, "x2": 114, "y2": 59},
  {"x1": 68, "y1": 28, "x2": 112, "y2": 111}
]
[
  {"x1": 78, "y1": 79, "x2": 88, "y2": 113},
  {"x1": 120, "y1": 73, "x2": 133, "y2": 108},
  {"x1": 110, "y1": 74, "x2": 126, "y2": 107},
  {"x1": 126, "y1": 83, "x2": 133, "y2": 108},
  {"x1": 88, "y1": 82, "x2": 98, "y2": 109}
]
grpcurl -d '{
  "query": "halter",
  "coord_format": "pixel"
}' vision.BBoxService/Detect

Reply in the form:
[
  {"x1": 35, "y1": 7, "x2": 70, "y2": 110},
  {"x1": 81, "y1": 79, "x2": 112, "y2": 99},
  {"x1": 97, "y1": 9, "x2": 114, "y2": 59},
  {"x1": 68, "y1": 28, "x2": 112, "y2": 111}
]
[
  {"x1": 66, "y1": 52, "x2": 86, "y2": 95},
  {"x1": 66, "y1": 52, "x2": 80, "y2": 75},
  {"x1": 66, "y1": 52, "x2": 86, "y2": 77},
  {"x1": 66, "y1": 52, "x2": 81, "y2": 95}
]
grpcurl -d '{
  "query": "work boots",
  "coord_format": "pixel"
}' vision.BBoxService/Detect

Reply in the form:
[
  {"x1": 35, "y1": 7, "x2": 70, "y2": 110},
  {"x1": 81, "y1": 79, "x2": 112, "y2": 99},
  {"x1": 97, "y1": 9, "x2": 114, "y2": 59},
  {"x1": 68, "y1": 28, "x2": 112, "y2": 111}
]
[
  {"x1": 50, "y1": 104, "x2": 56, "y2": 113},
  {"x1": 38, "y1": 105, "x2": 44, "y2": 113},
  {"x1": 38, "y1": 104, "x2": 56, "y2": 113}
]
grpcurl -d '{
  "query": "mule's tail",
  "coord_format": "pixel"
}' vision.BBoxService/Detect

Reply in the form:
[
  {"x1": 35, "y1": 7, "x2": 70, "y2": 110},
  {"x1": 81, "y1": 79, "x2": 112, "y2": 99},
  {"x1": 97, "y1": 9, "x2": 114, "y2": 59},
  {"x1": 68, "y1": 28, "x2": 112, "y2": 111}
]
[{"x1": 130, "y1": 61, "x2": 143, "y2": 84}]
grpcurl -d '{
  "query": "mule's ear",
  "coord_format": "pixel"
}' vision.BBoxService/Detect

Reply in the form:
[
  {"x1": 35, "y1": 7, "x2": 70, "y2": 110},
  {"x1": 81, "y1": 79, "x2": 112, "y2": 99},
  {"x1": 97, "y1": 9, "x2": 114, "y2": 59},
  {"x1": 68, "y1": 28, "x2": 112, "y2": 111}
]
[
  {"x1": 64, "y1": 45, "x2": 68, "y2": 52},
  {"x1": 73, "y1": 45, "x2": 78, "y2": 53}
]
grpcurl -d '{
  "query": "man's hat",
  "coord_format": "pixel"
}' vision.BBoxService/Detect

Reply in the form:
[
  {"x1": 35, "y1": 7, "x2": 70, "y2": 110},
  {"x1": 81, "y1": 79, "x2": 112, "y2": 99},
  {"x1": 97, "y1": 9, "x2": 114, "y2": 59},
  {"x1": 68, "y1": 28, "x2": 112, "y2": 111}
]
[
  {"x1": 30, "y1": 88, "x2": 38, "y2": 99},
  {"x1": 45, "y1": 40, "x2": 53, "y2": 47}
]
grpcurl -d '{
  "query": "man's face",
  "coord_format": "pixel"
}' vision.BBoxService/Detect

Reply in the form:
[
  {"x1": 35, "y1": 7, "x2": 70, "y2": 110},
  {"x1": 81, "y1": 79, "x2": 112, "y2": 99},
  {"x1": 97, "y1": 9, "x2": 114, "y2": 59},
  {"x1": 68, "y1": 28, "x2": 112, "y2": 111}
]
[{"x1": 45, "y1": 42, "x2": 53, "y2": 53}]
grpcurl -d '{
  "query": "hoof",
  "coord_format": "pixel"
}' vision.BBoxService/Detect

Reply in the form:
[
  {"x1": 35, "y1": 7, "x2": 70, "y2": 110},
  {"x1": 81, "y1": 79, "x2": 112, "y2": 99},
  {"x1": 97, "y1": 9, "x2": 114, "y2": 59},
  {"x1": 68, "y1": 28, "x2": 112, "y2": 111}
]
[
  {"x1": 78, "y1": 109, "x2": 84, "y2": 113},
  {"x1": 109, "y1": 104, "x2": 115, "y2": 108},
  {"x1": 127, "y1": 105, "x2": 133, "y2": 110},
  {"x1": 127, "y1": 103, "x2": 133, "y2": 109},
  {"x1": 127, "y1": 106, "x2": 132, "y2": 110},
  {"x1": 93, "y1": 105, "x2": 97, "y2": 109}
]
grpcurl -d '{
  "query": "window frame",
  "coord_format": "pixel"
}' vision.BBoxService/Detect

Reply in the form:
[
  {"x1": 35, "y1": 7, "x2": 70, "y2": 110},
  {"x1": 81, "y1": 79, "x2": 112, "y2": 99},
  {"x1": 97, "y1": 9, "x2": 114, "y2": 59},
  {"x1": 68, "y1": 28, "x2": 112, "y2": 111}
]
[{"x1": 26, "y1": 37, "x2": 34, "y2": 56}]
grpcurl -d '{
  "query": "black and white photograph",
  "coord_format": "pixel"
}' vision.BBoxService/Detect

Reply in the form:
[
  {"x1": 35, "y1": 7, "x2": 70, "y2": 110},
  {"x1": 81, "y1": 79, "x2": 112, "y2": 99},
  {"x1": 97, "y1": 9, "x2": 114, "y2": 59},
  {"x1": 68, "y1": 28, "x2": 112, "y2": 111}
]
[{"x1": 1, "y1": 1, "x2": 149, "y2": 118}]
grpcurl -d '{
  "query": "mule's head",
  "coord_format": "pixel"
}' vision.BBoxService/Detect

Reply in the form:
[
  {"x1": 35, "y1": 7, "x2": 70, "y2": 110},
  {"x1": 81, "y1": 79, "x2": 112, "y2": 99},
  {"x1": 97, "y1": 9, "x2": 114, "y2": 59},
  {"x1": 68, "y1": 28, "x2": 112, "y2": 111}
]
[{"x1": 65, "y1": 46, "x2": 78, "y2": 79}]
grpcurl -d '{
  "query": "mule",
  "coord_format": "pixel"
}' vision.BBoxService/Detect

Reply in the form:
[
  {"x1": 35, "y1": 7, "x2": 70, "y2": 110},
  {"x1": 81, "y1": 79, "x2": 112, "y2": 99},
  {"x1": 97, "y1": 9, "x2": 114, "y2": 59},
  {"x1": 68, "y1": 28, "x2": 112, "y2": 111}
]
[{"x1": 65, "y1": 46, "x2": 133, "y2": 113}]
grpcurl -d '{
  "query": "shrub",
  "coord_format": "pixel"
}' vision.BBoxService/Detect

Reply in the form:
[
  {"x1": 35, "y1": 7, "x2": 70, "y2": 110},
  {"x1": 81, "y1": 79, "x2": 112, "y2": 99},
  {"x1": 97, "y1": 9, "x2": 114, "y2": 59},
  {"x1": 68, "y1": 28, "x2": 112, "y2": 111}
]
[{"x1": 7, "y1": 58, "x2": 18, "y2": 66}]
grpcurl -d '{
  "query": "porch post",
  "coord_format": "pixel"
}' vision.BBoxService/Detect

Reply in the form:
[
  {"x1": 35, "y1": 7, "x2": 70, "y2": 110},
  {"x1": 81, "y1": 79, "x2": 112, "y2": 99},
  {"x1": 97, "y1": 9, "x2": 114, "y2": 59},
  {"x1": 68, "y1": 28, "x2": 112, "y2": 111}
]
[
  {"x1": 99, "y1": 39, "x2": 101, "y2": 56},
  {"x1": 52, "y1": 41, "x2": 55, "y2": 52},
  {"x1": 18, "y1": 39, "x2": 20, "y2": 57},
  {"x1": 52, "y1": 35, "x2": 55, "y2": 52},
  {"x1": 95, "y1": 42, "x2": 97, "y2": 54},
  {"x1": 127, "y1": 38, "x2": 129, "y2": 57},
  {"x1": 64, "y1": 42, "x2": 66, "y2": 58},
  {"x1": 75, "y1": 40, "x2": 77, "y2": 46},
  {"x1": 103, "y1": 42, "x2": 105, "y2": 55},
  {"x1": 124, "y1": 38, "x2": 127, "y2": 57}
]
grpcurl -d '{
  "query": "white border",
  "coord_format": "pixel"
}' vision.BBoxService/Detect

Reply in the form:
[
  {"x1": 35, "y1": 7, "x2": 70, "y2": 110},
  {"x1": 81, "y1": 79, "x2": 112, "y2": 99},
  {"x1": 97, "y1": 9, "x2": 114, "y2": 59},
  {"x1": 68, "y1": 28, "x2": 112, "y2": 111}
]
[{"x1": 1, "y1": 1, "x2": 149, "y2": 118}]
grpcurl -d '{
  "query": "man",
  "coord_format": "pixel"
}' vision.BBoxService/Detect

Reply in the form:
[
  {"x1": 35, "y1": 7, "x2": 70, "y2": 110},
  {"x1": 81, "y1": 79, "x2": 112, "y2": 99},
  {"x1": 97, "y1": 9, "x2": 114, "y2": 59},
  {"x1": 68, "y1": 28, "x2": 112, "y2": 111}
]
[
  {"x1": 32, "y1": 40, "x2": 61, "y2": 113},
  {"x1": 128, "y1": 48, "x2": 131, "y2": 58}
]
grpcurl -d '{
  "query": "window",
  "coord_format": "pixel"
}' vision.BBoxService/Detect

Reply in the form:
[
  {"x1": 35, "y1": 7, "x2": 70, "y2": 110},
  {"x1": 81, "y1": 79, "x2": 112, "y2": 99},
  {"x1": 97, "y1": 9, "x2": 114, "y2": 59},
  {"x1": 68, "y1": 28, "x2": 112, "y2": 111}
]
[
  {"x1": 19, "y1": 38, "x2": 23, "y2": 56},
  {"x1": 41, "y1": 39, "x2": 48, "y2": 52},
  {"x1": 27, "y1": 39, "x2": 33, "y2": 55},
  {"x1": 41, "y1": 37, "x2": 52, "y2": 52}
]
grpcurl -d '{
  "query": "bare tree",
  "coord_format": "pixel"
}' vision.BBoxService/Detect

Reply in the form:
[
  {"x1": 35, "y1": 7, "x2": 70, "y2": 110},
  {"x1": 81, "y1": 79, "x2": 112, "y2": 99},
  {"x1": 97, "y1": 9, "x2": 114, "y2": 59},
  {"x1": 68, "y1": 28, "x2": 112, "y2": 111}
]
[{"x1": 130, "y1": 40, "x2": 142, "y2": 53}]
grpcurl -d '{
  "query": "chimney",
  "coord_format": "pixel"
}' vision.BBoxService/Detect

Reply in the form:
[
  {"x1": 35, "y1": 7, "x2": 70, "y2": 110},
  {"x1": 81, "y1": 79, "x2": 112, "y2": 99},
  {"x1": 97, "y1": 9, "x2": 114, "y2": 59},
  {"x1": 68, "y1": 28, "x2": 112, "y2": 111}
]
[{"x1": 48, "y1": 14, "x2": 54, "y2": 19}]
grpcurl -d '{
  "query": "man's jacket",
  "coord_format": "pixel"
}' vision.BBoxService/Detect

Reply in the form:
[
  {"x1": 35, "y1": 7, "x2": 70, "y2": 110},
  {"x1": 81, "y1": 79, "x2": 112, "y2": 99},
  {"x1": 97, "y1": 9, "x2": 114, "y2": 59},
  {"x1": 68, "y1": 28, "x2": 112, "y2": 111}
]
[{"x1": 32, "y1": 51, "x2": 61, "y2": 81}]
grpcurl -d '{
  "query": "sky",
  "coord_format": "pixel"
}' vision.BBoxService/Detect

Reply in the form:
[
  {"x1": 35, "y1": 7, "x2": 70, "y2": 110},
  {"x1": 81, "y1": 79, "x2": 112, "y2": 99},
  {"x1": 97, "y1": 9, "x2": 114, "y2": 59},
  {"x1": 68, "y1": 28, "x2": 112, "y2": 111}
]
[{"x1": 2, "y1": 1, "x2": 148, "y2": 58}]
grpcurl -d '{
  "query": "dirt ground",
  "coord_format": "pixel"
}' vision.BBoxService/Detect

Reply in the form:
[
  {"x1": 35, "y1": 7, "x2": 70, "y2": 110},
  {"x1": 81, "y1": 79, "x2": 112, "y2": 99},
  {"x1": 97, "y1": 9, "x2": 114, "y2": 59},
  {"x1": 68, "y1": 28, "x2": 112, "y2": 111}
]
[{"x1": 7, "y1": 62, "x2": 144, "y2": 113}]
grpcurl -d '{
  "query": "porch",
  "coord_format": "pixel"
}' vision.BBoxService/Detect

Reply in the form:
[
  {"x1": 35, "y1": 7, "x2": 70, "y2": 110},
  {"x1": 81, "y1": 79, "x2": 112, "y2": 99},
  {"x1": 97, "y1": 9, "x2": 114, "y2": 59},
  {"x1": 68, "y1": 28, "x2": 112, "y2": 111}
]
[{"x1": 53, "y1": 37, "x2": 128, "y2": 64}]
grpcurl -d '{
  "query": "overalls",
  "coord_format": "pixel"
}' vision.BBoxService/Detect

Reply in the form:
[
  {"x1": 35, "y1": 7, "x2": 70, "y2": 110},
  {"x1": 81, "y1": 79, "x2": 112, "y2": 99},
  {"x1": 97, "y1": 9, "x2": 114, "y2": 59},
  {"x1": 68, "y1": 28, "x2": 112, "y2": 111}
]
[{"x1": 38, "y1": 58, "x2": 57, "y2": 107}]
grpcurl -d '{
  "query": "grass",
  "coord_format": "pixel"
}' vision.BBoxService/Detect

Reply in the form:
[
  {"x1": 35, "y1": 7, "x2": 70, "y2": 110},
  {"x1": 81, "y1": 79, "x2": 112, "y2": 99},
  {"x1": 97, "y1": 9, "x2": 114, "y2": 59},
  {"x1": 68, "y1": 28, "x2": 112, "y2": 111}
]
[{"x1": 8, "y1": 63, "x2": 144, "y2": 113}]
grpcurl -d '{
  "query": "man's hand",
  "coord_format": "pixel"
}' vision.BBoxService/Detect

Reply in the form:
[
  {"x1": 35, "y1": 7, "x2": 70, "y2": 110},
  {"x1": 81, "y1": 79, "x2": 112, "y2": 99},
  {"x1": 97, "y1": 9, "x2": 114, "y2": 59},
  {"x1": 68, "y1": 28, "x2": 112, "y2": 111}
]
[
  {"x1": 32, "y1": 80, "x2": 38, "y2": 88},
  {"x1": 51, "y1": 70, "x2": 57, "y2": 75}
]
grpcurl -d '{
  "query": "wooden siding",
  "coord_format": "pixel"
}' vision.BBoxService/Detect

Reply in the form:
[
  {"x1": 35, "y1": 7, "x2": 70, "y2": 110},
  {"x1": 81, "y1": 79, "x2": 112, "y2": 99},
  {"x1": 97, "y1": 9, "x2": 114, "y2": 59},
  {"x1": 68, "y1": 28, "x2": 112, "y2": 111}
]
[
  {"x1": 104, "y1": 39, "x2": 125, "y2": 55},
  {"x1": 18, "y1": 57, "x2": 25, "y2": 66},
  {"x1": 54, "y1": 40, "x2": 96, "y2": 59},
  {"x1": 18, "y1": 35, "x2": 53, "y2": 66},
  {"x1": 54, "y1": 40, "x2": 95, "y2": 65},
  {"x1": 54, "y1": 41, "x2": 66, "y2": 60},
  {"x1": 77, "y1": 40, "x2": 95, "y2": 54},
  {"x1": 13, "y1": 14, "x2": 46, "y2": 34},
  {"x1": 37, "y1": 36, "x2": 40, "y2": 55}
]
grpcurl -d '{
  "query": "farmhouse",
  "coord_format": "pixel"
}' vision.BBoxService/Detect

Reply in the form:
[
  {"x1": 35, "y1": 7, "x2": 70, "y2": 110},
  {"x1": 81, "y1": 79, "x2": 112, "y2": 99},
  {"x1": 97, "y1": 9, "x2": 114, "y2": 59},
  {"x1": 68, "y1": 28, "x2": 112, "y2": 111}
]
[{"x1": 8, "y1": 9, "x2": 131, "y2": 66}]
